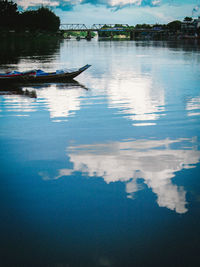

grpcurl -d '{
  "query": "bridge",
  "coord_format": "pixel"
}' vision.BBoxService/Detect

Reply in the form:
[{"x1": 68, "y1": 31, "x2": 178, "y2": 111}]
[
  {"x1": 60, "y1": 24, "x2": 165, "y2": 40},
  {"x1": 60, "y1": 24, "x2": 130, "y2": 31}
]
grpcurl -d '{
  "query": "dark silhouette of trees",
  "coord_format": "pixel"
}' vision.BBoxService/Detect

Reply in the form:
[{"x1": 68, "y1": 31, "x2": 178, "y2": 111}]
[
  {"x1": 135, "y1": 24, "x2": 152, "y2": 29},
  {"x1": 0, "y1": 0, "x2": 19, "y2": 30},
  {"x1": 0, "y1": 1, "x2": 60, "y2": 32},
  {"x1": 167, "y1": 20, "x2": 181, "y2": 31},
  {"x1": 20, "y1": 7, "x2": 60, "y2": 32},
  {"x1": 184, "y1": 17, "x2": 193, "y2": 22}
]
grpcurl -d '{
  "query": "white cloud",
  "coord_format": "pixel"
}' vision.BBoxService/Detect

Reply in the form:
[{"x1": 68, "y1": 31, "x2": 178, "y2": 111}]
[
  {"x1": 108, "y1": 0, "x2": 142, "y2": 7},
  {"x1": 16, "y1": 0, "x2": 158, "y2": 9},
  {"x1": 16, "y1": 0, "x2": 60, "y2": 9},
  {"x1": 152, "y1": 0, "x2": 160, "y2": 5}
]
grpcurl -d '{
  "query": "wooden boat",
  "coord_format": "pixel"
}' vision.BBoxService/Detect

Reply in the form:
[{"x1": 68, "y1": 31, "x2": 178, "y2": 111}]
[{"x1": 0, "y1": 64, "x2": 91, "y2": 83}]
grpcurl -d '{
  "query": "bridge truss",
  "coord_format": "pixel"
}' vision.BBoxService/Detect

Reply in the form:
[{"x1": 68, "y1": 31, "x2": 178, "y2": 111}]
[
  {"x1": 60, "y1": 24, "x2": 130, "y2": 31},
  {"x1": 60, "y1": 24, "x2": 88, "y2": 30}
]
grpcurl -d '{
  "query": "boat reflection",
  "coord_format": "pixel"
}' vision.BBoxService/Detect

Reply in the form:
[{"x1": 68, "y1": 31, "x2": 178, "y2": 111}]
[
  {"x1": 41, "y1": 137, "x2": 200, "y2": 214},
  {"x1": 0, "y1": 81, "x2": 88, "y2": 120}
]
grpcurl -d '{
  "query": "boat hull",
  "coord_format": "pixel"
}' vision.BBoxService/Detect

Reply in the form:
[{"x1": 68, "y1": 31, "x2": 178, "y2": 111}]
[{"x1": 0, "y1": 65, "x2": 91, "y2": 84}]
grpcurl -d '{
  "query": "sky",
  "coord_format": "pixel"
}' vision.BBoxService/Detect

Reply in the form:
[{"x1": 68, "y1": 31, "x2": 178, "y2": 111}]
[{"x1": 15, "y1": 0, "x2": 200, "y2": 25}]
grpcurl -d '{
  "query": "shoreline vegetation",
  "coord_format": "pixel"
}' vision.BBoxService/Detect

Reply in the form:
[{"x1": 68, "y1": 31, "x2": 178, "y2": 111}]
[
  {"x1": 0, "y1": 1, "x2": 60, "y2": 33},
  {"x1": 0, "y1": 0, "x2": 199, "y2": 41}
]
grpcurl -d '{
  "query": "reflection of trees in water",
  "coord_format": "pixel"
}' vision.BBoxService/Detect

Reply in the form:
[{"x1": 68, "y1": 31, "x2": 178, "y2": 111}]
[
  {"x1": 0, "y1": 83, "x2": 37, "y2": 98},
  {"x1": 0, "y1": 36, "x2": 63, "y2": 65},
  {"x1": 166, "y1": 40, "x2": 200, "y2": 52},
  {"x1": 135, "y1": 40, "x2": 200, "y2": 52}
]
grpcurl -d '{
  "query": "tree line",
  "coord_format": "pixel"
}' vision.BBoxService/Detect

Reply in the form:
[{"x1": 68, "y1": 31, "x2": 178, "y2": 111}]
[
  {"x1": 0, "y1": 0, "x2": 60, "y2": 32},
  {"x1": 0, "y1": 1, "x2": 195, "y2": 35},
  {"x1": 98, "y1": 17, "x2": 196, "y2": 38},
  {"x1": 135, "y1": 17, "x2": 193, "y2": 31}
]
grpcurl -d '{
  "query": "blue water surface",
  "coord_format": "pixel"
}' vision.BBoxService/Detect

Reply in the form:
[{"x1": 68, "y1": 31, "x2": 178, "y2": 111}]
[{"x1": 0, "y1": 39, "x2": 200, "y2": 267}]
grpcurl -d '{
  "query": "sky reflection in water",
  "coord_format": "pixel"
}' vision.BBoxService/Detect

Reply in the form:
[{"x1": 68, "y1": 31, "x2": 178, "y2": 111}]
[
  {"x1": 1, "y1": 41, "x2": 200, "y2": 216},
  {"x1": 40, "y1": 137, "x2": 200, "y2": 214},
  {"x1": 1, "y1": 40, "x2": 200, "y2": 266}
]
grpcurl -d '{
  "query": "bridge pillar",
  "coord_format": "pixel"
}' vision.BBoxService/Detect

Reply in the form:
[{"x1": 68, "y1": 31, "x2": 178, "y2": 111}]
[
  {"x1": 130, "y1": 30, "x2": 135, "y2": 40},
  {"x1": 86, "y1": 30, "x2": 92, "y2": 40}
]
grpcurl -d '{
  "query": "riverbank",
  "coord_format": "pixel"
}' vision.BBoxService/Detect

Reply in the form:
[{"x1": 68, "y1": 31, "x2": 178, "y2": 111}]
[
  {"x1": 1, "y1": 29, "x2": 200, "y2": 42},
  {"x1": 1, "y1": 30, "x2": 64, "y2": 39}
]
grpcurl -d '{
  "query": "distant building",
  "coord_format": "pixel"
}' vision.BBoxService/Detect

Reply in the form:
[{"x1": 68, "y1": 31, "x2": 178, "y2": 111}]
[
  {"x1": 152, "y1": 26, "x2": 163, "y2": 31},
  {"x1": 194, "y1": 17, "x2": 200, "y2": 28},
  {"x1": 181, "y1": 17, "x2": 200, "y2": 36}
]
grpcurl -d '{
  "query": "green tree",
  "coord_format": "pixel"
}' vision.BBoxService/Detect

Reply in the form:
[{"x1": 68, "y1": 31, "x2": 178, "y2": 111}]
[
  {"x1": 184, "y1": 17, "x2": 193, "y2": 22},
  {"x1": 167, "y1": 20, "x2": 181, "y2": 31},
  {"x1": 21, "y1": 7, "x2": 60, "y2": 32},
  {"x1": 35, "y1": 7, "x2": 60, "y2": 32},
  {"x1": 0, "y1": 0, "x2": 19, "y2": 30},
  {"x1": 135, "y1": 24, "x2": 152, "y2": 29},
  {"x1": 99, "y1": 24, "x2": 111, "y2": 37}
]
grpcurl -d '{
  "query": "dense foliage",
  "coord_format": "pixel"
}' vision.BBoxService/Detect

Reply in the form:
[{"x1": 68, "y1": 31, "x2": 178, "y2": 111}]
[
  {"x1": 167, "y1": 20, "x2": 181, "y2": 31},
  {"x1": 135, "y1": 24, "x2": 152, "y2": 29},
  {"x1": 0, "y1": 0, "x2": 19, "y2": 29},
  {"x1": 20, "y1": 7, "x2": 60, "y2": 32},
  {"x1": 0, "y1": 0, "x2": 60, "y2": 32},
  {"x1": 184, "y1": 17, "x2": 193, "y2": 22}
]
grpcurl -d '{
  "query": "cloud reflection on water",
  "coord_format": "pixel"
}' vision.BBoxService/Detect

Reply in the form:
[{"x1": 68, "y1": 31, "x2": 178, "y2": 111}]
[
  {"x1": 36, "y1": 84, "x2": 85, "y2": 121},
  {"x1": 186, "y1": 96, "x2": 200, "y2": 117},
  {"x1": 107, "y1": 75, "x2": 165, "y2": 125},
  {"x1": 84, "y1": 65, "x2": 165, "y2": 126},
  {"x1": 0, "y1": 95, "x2": 37, "y2": 114},
  {"x1": 41, "y1": 137, "x2": 200, "y2": 214}
]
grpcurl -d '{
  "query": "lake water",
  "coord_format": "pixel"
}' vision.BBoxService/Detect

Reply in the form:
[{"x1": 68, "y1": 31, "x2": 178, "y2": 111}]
[{"x1": 0, "y1": 37, "x2": 200, "y2": 267}]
